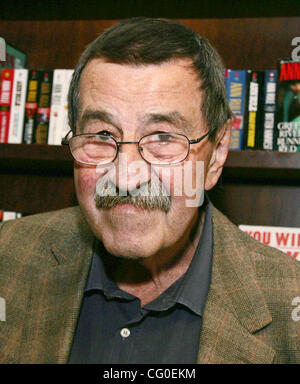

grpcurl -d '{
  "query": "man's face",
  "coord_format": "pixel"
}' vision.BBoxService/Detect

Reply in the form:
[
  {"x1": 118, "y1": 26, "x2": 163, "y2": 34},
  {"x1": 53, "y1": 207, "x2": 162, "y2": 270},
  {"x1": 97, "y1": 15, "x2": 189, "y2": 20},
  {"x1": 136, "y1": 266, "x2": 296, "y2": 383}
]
[{"x1": 74, "y1": 58, "x2": 217, "y2": 260}]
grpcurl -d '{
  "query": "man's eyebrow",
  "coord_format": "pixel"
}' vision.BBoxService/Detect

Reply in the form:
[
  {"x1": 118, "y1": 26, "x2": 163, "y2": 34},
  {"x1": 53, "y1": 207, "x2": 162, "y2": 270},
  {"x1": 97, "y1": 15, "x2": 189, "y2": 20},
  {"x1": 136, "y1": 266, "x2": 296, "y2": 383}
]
[
  {"x1": 79, "y1": 109, "x2": 195, "y2": 135},
  {"x1": 79, "y1": 109, "x2": 120, "y2": 131},
  {"x1": 141, "y1": 111, "x2": 193, "y2": 135}
]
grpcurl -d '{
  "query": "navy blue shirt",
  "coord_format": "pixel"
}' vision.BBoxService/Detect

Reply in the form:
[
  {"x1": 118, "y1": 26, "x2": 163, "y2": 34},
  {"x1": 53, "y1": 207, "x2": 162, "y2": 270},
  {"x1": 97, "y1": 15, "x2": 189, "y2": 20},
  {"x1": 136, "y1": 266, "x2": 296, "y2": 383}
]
[{"x1": 68, "y1": 200, "x2": 213, "y2": 364}]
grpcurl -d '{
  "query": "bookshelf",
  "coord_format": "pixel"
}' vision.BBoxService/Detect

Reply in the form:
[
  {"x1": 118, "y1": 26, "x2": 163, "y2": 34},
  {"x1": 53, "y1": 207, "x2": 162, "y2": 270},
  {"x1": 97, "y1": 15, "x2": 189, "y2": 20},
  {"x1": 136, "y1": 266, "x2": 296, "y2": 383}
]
[
  {"x1": 1, "y1": 2, "x2": 300, "y2": 227},
  {"x1": 0, "y1": 143, "x2": 299, "y2": 227}
]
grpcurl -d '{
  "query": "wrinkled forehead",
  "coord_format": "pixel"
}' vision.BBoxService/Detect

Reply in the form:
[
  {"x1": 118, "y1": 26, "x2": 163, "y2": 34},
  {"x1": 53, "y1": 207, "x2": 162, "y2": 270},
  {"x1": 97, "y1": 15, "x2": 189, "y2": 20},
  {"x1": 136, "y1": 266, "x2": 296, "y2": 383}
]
[
  {"x1": 78, "y1": 57, "x2": 202, "y2": 100},
  {"x1": 77, "y1": 58, "x2": 205, "y2": 131}
]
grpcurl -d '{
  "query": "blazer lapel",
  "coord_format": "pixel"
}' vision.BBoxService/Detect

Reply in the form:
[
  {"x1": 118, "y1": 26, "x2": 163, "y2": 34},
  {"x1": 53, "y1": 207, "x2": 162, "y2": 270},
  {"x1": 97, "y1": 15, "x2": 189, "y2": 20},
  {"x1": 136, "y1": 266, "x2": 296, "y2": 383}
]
[
  {"x1": 17, "y1": 208, "x2": 95, "y2": 364},
  {"x1": 197, "y1": 205, "x2": 275, "y2": 364},
  {"x1": 197, "y1": 288, "x2": 275, "y2": 364}
]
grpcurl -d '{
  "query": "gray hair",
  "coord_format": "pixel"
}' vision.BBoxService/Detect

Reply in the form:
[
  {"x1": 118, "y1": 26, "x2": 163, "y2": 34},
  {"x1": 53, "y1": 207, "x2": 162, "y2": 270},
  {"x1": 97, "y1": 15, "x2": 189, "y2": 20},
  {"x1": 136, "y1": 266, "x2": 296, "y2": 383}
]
[{"x1": 68, "y1": 17, "x2": 232, "y2": 139}]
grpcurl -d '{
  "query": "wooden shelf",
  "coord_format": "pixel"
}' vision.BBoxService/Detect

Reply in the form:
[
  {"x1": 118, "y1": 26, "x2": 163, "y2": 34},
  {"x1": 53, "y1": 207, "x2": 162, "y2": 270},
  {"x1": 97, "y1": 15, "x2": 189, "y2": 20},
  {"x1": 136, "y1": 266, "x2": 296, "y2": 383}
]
[
  {"x1": 1, "y1": 0, "x2": 299, "y2": 21},
  {"x1": 0, "y1": 143, "x2": 299, "y2": 181},
  {"x1": 0, "y1": 143, "x2": 73, "y2": 175},
  {"x1": 223, "y1": 150, "x2": 300, "y2": 182},
  {"x1": 0, "y1": 14, "x2": 299, "y2": 224},
  {"x1": 0, "y1": 145, "x2": 299, "y2": 224}
]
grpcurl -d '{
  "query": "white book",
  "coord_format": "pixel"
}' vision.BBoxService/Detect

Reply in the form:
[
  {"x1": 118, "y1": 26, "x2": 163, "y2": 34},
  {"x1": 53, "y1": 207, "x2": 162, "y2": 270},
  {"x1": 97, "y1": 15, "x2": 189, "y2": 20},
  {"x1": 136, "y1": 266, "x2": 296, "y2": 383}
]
[
  {"x1": 48, "y1": 69, "x2": 66, "y2": 145},
  {"x1": 8, "y1": 69, "x2": 28, "y2": 143},
  {"x1": 239, "y1": 224, "x2": 300, "y2": 261},
  {"x1": 59, "y1": 69, "x2": 74, "y2": 144},
  {"x1": 2, "y1": 211, "x2": 17, "y2": 221}
]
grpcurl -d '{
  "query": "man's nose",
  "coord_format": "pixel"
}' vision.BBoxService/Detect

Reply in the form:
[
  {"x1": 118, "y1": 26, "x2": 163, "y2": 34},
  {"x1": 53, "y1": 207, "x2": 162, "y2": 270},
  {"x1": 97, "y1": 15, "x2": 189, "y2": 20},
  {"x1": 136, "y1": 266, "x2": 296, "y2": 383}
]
[{"x1": 115, "y1": 143, "x2": 151, "y2": 193}]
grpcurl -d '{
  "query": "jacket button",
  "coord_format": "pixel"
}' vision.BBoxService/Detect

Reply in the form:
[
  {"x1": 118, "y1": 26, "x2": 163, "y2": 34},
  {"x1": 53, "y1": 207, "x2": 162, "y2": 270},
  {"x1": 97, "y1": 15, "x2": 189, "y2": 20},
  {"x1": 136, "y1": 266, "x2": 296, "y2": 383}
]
[{"x1": 120, "y1": 328, "x2": 131, "y2": 338}]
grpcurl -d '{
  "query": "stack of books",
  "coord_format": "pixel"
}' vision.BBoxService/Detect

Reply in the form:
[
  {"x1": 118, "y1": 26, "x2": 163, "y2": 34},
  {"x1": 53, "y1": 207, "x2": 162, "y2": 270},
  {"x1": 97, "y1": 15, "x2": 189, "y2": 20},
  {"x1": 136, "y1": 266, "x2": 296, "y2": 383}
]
[
  {"x1": 0, "y1": 68, "x2": 73, "y2": 145},
  {"x1": 226, "y1": 60, "x2": 300, "y2": 152},
  {"x1": 0, "y1": 42, "x2": 299, "y2": 152}
]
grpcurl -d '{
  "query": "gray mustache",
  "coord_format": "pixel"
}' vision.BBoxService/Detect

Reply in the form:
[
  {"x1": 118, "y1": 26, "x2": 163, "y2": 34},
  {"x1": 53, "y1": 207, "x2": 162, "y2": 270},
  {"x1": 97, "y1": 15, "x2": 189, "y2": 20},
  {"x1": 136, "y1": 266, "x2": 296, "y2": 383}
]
[{"x1": 94, "y1": 173, "x2": 171, "y2": 212}]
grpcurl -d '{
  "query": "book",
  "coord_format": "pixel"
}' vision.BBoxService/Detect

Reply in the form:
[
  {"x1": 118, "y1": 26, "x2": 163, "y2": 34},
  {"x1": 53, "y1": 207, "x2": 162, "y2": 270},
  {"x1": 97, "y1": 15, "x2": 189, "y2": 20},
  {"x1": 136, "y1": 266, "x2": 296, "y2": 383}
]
[
  {"x1": 274, "y1": 60, "x2": 300, "y2": 152},
  {"x1": 8, "y1": 69, "x2": 28, "y2": 143},
  {"x1": 0, "y1": 210, "x2": 22, "y2": 222},
  {"x1": 60, "y1": 69, "x2": 73, "y2": 144},
  {"x1": 22, "y1": 70, "x2": 41, "y2": 144},
  {"x1": 225, "y1": 69, "x2": 248, "y2": 150},
  {"x1": 33, "y1": 70, "x2": 53, "y2": 144},
  {"x1": 242, "y1": 70, "x2": 264, "y2": 150},
  {"x1": 0, "y1": 42, "x2": 27, "y2": 71},
  {"x1": 239, "y1": 224, "x2": 300, "y2": 261},
  {"x1": 48, "y1": 69, "x2": 73, "y2": 145},
  {"x1": 0, "y1": 69, "x2": 14, "y2": 143},
  {"x1": 48, "y1": 69, "x2": 65, "y2": 145},
  {"x1": 261, "y1": 70, "x2": 278, "y2": 150}
]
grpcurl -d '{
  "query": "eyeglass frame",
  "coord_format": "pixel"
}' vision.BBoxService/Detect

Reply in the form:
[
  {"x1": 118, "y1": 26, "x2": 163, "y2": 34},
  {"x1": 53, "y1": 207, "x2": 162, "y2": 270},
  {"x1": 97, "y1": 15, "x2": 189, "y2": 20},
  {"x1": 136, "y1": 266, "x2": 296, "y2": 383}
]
[{"x1": 61, "y1": 128, "x2": 214, "y2": 166}]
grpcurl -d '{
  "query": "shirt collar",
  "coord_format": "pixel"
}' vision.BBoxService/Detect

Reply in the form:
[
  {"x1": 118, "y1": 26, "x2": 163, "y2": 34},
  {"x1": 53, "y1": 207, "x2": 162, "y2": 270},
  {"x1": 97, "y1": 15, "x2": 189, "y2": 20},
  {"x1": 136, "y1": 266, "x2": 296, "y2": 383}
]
[
  {"x1": 85, "y1": 197, "x2": 213, "y2": 316},
  {"x1": 175, "y1": 198, "x2": 213, "y2": 315}
]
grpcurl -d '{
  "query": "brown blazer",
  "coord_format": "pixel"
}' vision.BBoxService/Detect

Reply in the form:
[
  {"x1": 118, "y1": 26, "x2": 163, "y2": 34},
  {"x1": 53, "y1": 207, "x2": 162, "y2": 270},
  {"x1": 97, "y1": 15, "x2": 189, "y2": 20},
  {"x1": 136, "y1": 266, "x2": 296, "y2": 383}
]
[{"x1": 0, "y1": 205, "x2": 300, "y2": 364}]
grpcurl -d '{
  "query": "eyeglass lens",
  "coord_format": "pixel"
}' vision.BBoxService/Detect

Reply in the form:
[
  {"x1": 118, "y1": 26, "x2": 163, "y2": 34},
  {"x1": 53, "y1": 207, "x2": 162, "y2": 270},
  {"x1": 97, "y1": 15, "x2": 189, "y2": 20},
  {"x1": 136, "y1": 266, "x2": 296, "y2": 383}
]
[{"x1": 69, "y1": 133, "x2": 189, "y2": 165}]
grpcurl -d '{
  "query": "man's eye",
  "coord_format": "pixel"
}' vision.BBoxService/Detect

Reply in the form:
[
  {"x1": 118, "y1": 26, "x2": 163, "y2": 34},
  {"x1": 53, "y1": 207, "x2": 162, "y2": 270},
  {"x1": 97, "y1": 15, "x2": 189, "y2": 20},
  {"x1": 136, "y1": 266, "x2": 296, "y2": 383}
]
[
  {"x1": 97, "y1": 130, "x2": 112, "y2": 136},
  {"x1": 158, "y1": 133, "x2": 172, "y2": 141}
]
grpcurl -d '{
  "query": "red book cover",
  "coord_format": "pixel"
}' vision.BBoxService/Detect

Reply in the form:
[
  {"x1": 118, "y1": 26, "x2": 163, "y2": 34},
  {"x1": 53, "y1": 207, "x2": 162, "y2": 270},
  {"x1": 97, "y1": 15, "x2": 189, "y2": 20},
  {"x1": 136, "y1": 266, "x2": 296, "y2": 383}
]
[
  {"x1": 0, "y1": 69, "x2": 14, "y2": 143},
  {"x1": 274, "y1": 60, "x2": 300, "y2": 152}
]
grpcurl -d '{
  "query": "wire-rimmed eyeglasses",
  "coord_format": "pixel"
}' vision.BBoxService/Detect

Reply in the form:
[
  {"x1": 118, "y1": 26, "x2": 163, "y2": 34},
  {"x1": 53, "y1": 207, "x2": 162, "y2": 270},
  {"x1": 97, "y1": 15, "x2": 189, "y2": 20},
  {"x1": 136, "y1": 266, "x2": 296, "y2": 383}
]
[{"x1": 62, "y1": 129, "x2": 212, "y2": 166}]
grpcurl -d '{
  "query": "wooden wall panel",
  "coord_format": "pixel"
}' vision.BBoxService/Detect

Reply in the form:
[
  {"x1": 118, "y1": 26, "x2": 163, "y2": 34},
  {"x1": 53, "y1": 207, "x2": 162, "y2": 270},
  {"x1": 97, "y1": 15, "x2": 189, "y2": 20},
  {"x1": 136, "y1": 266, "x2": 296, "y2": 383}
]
[
  {"x1": 1, "y1": 18, "x2": 299, "y2": 227},
  {"x1": 0, "y1": 173, "x2": 77, "y2": 214},
  {"x1": 1, "y1": 18, "x2": 299, "y2": 70},
  {"x1": 1, "y1": 171, "x2": 299, "y2": 227},
  {"x1": 209, "y1": 183, "x2": 300, "y2": 227}
]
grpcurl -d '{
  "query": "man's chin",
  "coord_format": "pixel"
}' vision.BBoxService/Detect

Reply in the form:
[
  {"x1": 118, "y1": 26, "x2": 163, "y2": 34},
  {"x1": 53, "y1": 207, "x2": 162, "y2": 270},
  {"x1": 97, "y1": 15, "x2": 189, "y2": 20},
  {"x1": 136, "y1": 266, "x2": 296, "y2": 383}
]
[
  {"x1": 81, "y1": 203, "x2": 166, "y2": 256},
  {"x1": 102, "y1": 240, "x2": 157, "y2": 261}
]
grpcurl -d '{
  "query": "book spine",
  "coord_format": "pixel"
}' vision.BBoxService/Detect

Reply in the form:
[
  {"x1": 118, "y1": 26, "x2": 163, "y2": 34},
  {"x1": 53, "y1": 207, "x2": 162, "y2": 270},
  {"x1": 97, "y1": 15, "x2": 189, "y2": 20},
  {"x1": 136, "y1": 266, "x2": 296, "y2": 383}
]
[
  {"x1": 48, "y1": 69, "x2": 66, "y2": 145},
  {"x1": 2, "y1": 211, "x2": 22, "y2": 221},
  {"x1": 59, "y1": 69, "x2": 74, "y2": 144},
  {"x1": 22, "y1": 70, "x2": 41, "y2": 144},
  {"x1": 8, "y1": 69, "x2": 28, "y2": 143},
  {"x1": 2, "y1": 43, "x2": 27, "y2": 69},
  {"x1": 34, "y1": 70, "x2": 53, "y2": 144},
  {"x1": 226, "y1": 70, "x2": 247, "y2": 150},
  {"x1": 274, "y1": 60, "x2": 300, "y2": 152},
  {"x1": 241, "y1": 70, "x2": 252, "y2": 149},
  {"x1": 262, "y1": 70, "x2": 277, "y2": 150},
  {"x1": 243, "y1": 71, "x2": 264, "y2": 149},
  {"x1": 0, "y1": 69, "x2": 14, "y2": 143},
  {"x1": 254, "y1": 71, "x2": 265, "y2": 149}
]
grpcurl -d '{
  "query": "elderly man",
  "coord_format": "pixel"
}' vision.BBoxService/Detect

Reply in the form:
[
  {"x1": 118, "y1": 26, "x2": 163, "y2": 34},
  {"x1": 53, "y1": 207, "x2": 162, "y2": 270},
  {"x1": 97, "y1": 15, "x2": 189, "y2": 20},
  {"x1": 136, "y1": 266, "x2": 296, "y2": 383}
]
[{"x1": 0, "y1": 18, "x2": 300, "y2": 364}]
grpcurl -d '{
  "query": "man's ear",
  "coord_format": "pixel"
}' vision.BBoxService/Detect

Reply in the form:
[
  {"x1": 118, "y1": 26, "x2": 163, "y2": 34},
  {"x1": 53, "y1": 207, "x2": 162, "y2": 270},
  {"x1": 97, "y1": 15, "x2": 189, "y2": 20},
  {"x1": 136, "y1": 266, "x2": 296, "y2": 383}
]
[{"x1": 204, "y1": 118, "x2": 232, "y2": 191}]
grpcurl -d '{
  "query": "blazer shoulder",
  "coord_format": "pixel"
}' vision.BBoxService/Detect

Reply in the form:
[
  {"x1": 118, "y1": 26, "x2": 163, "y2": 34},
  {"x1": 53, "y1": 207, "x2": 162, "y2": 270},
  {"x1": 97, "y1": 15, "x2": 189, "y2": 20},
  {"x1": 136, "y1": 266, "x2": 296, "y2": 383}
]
[
  {"x1": 0, "y1": 206, "x2": 83, "y2": 236},
  {"x1": 0, "y1": 206, "x2": 91, "y2": 258},
  {"x1": 211, "y1": 203, "x2": 300, "y2": 277}
]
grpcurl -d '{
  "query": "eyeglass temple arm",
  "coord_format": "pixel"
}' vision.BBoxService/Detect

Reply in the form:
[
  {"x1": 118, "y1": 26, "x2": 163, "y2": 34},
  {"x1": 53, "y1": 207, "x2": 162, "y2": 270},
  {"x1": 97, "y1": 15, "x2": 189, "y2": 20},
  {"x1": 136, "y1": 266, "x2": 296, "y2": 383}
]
[
  {"x1": 61, "y1": 129, "x2": 73, "y2": 145},
  {"x1": 189, "y1": 129, "x2": 211, "y2": 144}
]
